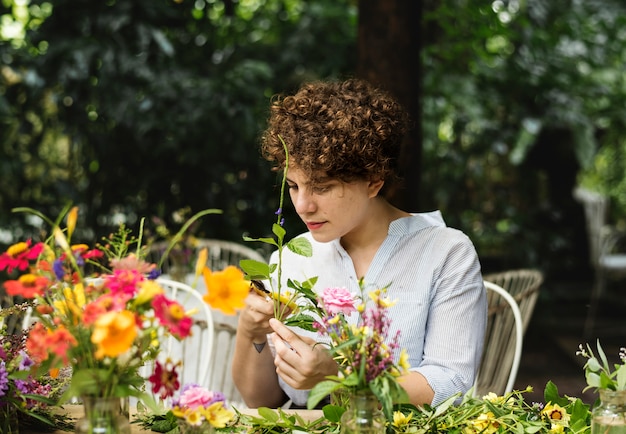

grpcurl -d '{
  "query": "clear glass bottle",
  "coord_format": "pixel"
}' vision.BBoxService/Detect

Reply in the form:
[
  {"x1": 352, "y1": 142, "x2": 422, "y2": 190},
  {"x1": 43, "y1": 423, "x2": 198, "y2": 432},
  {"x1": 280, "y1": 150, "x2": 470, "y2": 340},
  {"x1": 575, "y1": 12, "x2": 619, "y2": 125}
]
[
  {"x1": 74, "y1": 396, "x2": 131, "y2": 434},
  {"x1": 592, "y1": 389, "x2": 626, "y2": 434},
  {"x1": 340, "y1": 390, "x2": 386, "y2": 434}
]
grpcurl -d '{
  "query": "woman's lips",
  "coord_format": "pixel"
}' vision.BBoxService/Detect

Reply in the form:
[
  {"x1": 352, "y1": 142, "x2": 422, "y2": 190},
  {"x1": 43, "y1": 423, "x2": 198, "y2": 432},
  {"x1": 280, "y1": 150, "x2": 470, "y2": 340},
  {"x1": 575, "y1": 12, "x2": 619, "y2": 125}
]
[{"x1": 306, "y1": 221, "x2": 325, "y2": 231}]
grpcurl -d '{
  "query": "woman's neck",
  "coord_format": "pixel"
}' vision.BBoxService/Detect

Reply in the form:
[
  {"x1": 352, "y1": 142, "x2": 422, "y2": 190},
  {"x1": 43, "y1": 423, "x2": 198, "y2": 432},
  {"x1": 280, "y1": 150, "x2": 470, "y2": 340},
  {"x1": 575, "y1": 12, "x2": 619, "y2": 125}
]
[{"x1": 340, "y1": 200, "x2": 410, "y2": 279}]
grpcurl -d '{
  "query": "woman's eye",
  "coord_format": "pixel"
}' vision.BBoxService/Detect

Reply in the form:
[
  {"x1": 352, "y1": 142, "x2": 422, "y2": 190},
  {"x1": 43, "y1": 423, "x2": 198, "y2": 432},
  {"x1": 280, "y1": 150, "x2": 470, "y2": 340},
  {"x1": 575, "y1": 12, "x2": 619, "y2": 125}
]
[{"x1": 312, "y1": 185, "x2": 331, "y2": 194}]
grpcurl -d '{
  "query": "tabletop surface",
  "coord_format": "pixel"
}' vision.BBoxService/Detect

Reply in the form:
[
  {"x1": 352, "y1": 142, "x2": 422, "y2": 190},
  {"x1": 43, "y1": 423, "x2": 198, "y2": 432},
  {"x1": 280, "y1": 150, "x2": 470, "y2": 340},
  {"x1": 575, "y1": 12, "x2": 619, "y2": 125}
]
[{"x1": 22, "y1": 405, "x2": 324, "y2": 433}]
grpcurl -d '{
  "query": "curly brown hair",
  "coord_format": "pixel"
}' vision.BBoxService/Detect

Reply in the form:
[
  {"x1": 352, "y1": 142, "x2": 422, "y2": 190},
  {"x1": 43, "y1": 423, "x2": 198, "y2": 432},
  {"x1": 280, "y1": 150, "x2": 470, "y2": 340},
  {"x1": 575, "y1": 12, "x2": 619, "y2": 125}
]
[{"x1": 260, "y1": 78, "x2": 409, "y2": 186}]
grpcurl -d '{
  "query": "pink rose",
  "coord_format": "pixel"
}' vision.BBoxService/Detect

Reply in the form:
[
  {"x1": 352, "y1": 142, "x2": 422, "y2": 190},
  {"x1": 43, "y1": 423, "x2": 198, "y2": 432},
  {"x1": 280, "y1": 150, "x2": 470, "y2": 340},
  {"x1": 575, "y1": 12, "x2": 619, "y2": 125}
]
[
  {"x1": 320, "y1": 287, "x2": 356, "y2": 316},
  {"x1": 179, "y1": 386, "x2": 213, "y2": 409}
]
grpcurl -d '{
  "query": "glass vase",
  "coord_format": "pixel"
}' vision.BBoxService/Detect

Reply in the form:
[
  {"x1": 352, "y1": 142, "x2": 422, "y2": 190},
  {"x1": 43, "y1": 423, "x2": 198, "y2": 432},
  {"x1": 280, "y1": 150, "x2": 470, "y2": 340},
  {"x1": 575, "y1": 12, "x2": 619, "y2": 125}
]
[
  {"x1": 340, "y1": 390, "x2": 386, "y2": 434},
  {"x1": 74, "y1": 396, "x2": 131, "y2": 434},
  {"x1": 0, "y1": 403, "x2": 19, "y2": 433},
  {"x1": 592, "y1": 389, "x2": 626, "y2": 434}
]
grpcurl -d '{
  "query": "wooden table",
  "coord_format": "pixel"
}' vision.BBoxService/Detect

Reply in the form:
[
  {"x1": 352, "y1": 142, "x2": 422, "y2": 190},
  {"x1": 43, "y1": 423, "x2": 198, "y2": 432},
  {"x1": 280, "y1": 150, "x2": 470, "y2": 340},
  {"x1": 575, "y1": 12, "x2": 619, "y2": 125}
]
[{"x1": 22, "y1": 405, "x2": 324, "y2": 433}]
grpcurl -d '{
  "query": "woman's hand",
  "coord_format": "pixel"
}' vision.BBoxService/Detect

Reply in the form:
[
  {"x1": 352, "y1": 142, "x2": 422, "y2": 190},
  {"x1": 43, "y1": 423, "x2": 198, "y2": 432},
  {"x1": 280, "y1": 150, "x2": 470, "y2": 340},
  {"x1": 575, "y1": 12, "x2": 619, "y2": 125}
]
[
  {"x1": 269, "y1": 318, "x2": 338, "y2": 391},
  {"x1": 237, "y1": 291, "x2": 277, "y2": 342}
]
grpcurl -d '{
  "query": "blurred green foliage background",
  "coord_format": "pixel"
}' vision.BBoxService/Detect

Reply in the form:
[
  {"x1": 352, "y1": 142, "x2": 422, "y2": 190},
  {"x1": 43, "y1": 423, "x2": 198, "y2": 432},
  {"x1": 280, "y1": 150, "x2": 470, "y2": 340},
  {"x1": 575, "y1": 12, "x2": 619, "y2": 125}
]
[{"x1": 1, "y1": 0, "x2": 625, "y2": 283}]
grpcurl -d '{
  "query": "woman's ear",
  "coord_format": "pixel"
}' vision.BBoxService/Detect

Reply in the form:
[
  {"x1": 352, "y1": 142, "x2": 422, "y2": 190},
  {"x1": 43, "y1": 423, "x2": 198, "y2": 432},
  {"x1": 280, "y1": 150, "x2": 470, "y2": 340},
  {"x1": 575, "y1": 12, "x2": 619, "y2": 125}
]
[{"x1": 368, "y1": 179, "x2": 385, "y2": 198}]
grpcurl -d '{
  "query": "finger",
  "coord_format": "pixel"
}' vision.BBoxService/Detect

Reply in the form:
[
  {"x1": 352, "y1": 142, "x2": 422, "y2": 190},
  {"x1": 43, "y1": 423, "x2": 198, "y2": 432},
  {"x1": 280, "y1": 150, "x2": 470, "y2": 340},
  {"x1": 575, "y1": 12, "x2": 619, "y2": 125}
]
[{"x1": 269, "y1": 319, "x2": 314, "y2": 356}]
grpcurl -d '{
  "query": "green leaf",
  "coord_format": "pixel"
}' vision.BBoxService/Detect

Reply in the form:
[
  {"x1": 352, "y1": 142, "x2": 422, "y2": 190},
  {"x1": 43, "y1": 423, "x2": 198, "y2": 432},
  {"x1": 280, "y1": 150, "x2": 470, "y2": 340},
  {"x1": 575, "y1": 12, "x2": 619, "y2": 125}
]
[
  {"x1": 308, "y1": 380, "x2": 343, "y2": 409},
  {"x1": 286, "y1": 236, "x2": 313, "y2": 257},
  {"x1": 256, "y1": 407, "x2": 280, "y2": 422},
  {"x1": 617, "y1": 365, "x2": 626, "y2": 390},
  {"x1": 272, "y1": 223, "x2": 286, "y2": 240},
  {"x1": 239, "y1": 259, "x2": 270, "y2": 278},
  {"x1": 322, "y1": 404, "x2": 346, "y2": 423},
  {"x1": 242, "y1": 235, "x2": 278, "y2": 247}
]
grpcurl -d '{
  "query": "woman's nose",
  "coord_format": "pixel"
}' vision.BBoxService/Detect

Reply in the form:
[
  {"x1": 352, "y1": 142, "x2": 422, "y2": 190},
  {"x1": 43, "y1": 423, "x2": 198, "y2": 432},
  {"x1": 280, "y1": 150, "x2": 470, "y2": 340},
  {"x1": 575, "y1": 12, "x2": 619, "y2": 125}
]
[{"x1": 293, "y1": 190, "x2": 316, "y2": 214}]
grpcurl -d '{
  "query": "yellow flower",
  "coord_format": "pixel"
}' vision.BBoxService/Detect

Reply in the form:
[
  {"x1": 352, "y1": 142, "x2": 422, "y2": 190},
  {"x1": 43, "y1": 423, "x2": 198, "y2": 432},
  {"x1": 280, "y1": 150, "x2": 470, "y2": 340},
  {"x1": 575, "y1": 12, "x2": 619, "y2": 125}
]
[
  {"x1": 202, "y1": 265, "x2": 249, "y2": 315},
  {"x1": 392, "y1": 410, "x2": 413, "y2": 427},
  {"x1": 542, "y1": 402, "x2": 570, "y2": 425},
  {"x1": 467, "y1": 412, "x2": 499, "y2": 434},
  {"x1": 184, "y1": 409, "x2": 204, "y2": 426},
  {"x1": 204, "y1": 402, "x2": 234, "y2": 428},
  {"x1": 367, "y1": 289, "x2": 397, "y2": 308},
  {"x1": 194, "y1": 247, "x2": 208, "y2": 277},
  {"x1": 54, "y1": 283, "x2": 86, "y2": 322},
  {"x1": 66, "y1": 206, "x2": 79, "y2": 238},
  {"x1": 398, "y1": 348, "x2": 411, "y2": 371},
  {"x1": 91, "y1": 310, "x2": 137, "y2": 359},
  {"x1": 549, "y1": 423, "x2": 566, "y2": 434},
  {"x1": 134, "y1": 280, "x2": 164, "y2": 305}
]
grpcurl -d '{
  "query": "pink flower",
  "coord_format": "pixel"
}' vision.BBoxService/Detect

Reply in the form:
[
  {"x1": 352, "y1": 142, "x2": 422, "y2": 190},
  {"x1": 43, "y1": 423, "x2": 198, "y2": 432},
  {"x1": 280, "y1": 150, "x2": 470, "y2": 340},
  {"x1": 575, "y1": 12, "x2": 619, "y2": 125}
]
[
  {"x1": 0, "y1": 240, "x2": 44, "y2": 274},
  {"x1": 320, "y1": 287, "x2": 357, "y2": 316},
  {"x1": 152, "y1": 294, "x2": 193, "y2": 339},
  {"x1": 103, "y1": 269, "x2": 144, "y2": 296},
  {"x1": 179, "y1": 385, "x2": 225, "y2": 409}
]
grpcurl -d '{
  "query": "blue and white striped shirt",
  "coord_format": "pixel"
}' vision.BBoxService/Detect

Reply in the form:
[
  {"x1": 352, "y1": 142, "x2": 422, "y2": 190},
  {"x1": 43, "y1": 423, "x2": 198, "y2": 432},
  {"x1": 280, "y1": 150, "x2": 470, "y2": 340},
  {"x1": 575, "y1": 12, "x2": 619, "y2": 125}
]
[{"x1": 271, "y1": 211, "x2": 487, "y2": 406}]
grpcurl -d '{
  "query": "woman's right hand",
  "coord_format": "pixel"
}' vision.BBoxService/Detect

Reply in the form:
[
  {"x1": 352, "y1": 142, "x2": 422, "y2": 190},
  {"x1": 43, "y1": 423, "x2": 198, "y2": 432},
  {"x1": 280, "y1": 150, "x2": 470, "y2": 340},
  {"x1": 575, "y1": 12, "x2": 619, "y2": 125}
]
[{"x1": 237, "y1": 291, "x2": 277, "y2": 341}]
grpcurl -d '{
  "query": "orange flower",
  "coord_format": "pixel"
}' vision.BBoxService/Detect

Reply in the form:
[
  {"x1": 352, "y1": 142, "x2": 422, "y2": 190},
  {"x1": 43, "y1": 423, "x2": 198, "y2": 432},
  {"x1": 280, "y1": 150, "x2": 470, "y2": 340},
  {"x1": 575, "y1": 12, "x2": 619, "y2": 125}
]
[
  {"x1": 3, "y1": 273, "x2": 50, "y2": 298},
  {"x1": 202, "y1": 266, "x2": 249, "y2": 315},
  {"x1": 91, "y1": 310, "x2": 137, "y2": 359},
  {"x1": 26, "y1": 323, "x2": 77, "y2": 365}
]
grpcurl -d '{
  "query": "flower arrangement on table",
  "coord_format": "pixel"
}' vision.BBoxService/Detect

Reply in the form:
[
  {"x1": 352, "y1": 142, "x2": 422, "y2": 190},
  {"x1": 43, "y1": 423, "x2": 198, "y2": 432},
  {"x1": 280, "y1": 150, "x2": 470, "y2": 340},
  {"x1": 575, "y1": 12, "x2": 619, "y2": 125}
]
[
  {"x1": 0, "y1": 320, "x2": 74, "y2": 432},
  {"x1": 577, "y1": 340, "x2": 626, "y2": 432},
  {"x1": 305, "y1": 284, "x2": 410, "y2": 423},
  {"x1": 0, "y1": 204, "x2": 248, "y2": 431}
]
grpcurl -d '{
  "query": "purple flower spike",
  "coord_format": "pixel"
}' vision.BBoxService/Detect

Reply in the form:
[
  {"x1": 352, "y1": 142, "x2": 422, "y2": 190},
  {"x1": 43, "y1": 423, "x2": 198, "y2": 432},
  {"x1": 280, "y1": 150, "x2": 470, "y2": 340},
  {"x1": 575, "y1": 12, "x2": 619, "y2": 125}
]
[{"x1": 53, "y1": 259, "x2": 65, "y2": 280}]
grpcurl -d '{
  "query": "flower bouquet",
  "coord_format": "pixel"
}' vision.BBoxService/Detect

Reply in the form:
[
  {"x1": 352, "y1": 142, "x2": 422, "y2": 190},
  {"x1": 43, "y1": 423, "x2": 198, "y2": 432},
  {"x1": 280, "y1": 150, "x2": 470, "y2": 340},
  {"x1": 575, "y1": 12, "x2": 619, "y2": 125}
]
[
  {"x1": 0, "y1": 320, "x2": 74, "y2": 432},
  {"x1": 578, "y1": 340, "x2": 626, "y2": 432},
  {"x1": 0, "y1": 205, "x2": 223, "y2": 432},
  {"x1": 306, "y1": 284, "x2": 410, "y2": 430}
]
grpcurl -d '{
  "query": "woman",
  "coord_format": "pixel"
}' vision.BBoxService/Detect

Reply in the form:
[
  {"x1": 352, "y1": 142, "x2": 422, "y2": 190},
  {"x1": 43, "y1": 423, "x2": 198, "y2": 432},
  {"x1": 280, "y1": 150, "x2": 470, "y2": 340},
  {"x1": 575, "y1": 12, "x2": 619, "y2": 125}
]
[{"x1": 232, "y1": 78, "x2": 487, "y2": 409}]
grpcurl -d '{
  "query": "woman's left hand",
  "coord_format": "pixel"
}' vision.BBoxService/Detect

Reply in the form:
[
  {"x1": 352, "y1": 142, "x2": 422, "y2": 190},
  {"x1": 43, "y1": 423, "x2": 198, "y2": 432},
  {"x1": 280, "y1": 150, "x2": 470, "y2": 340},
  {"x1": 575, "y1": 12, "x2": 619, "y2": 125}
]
[{"x1": 269, "y1": 318, "x2": 338, "y2": 390}]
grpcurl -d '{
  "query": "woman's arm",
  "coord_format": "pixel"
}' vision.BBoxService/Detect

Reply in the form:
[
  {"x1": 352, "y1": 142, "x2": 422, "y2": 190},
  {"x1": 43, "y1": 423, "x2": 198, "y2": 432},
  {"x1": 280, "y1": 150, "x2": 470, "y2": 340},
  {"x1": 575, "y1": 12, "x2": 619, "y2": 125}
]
[{"x1": 231, "y1": 293, "x2": 289, "y2": 408}]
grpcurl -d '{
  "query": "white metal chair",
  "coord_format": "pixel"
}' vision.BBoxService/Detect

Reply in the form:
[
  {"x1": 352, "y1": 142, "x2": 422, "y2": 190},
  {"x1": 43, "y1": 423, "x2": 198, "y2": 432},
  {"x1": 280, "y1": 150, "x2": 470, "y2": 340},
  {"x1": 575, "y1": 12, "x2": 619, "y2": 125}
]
[
  {"x1": 145, "y1": 278, "x2": 215, "y2": 398},
  {"x1": 482, "y1": 269, "x2": 543, "y2": 336},
  {"x1": 573, "y1": 187, "x2": 626, "y2": 338},
  {"x1": 474, "y1": 281, "x2": 524, "y2": 397},
  {"x1": 148, "y1": 239, "x2": 265, "y2": 408}
]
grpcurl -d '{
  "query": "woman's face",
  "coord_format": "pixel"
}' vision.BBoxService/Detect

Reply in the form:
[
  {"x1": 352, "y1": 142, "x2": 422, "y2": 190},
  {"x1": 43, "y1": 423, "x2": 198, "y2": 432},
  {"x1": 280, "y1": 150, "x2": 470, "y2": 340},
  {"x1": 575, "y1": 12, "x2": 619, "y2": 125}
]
[{"x1": 285, "y1": 166, "x2": 382, "y2": 243}]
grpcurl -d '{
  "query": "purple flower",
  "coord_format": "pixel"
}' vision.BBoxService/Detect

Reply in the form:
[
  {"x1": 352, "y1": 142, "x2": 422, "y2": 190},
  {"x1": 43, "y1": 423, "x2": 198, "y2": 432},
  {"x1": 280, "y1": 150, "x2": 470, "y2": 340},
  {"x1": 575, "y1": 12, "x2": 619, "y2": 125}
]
[
  {"x1": 147, "y1": 268, "x2": 161, "y2": 280},
  {"x1": 0, "y1": 361, "x2": 8, "y2": 398},
  {"x1": 53, "y1": 259, "x2": 65, "y2": 280},
  {"x1": 18, "y1": 350, "x2": 34, "y2": 370}
]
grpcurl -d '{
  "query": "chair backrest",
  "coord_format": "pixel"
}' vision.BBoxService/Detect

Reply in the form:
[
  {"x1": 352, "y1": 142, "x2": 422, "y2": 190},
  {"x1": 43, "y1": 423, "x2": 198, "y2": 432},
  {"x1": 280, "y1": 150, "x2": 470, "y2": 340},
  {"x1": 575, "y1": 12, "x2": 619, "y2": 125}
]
[
  {"x1": 573, "y1": 186, "x2": 609, "y2": 269},
  {"x1": 149, "y1": 239, "x2": 265, "y2": 408},
  {"x1": 207, "y1": 318, "x2": 246, "y2": 408},
  {"x1": 146, "y1": 278, "x2": 215, "y2": 398},
  {"x1": 474, "y1": 281, "x2": 524, "y2": 397},
  {"x1": 149, "y1": 238, "x2": 267, "y2": 280},
  {"x1": 481, "y1": 269, "x2": 543, "y2": 335}
]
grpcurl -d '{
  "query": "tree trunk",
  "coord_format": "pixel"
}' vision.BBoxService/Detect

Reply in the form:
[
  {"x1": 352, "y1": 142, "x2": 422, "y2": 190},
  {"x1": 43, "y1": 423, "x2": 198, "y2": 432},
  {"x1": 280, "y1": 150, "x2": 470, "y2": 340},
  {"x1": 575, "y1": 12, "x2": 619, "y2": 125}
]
[{"x1": 357, "y1": 0, "x2": 422, "y2": 211}]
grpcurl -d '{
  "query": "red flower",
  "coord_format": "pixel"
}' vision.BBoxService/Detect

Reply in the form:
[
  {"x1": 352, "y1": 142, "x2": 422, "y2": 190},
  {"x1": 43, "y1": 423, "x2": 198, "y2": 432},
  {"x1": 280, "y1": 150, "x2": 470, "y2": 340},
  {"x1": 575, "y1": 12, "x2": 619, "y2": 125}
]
[
  {"x1": 152, "y1": 294, "x2": 193, "y2": 339},
  {"x1": 149, "y1": 359, "x2": 181, "y2": 400},
  {"x1": 3, "y1": 274, "x2": 50, "y2": 298},
  {"x1": 0, "y1": 240, "x2": 44, "y2": 273}
]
